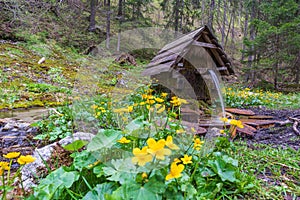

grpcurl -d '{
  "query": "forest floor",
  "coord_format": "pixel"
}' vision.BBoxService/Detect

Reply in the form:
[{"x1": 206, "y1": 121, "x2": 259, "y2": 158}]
[{"x1": 244, "y1": 107, "x2": 300, "y2": 150}]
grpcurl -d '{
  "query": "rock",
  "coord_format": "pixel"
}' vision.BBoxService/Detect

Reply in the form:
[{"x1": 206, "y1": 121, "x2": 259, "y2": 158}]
[{"x1": 20, "y1": 132, "x2": 95, "y2": 190}]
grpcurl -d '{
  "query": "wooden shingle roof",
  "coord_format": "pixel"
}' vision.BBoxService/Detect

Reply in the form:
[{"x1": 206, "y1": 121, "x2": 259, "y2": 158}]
[{"x1": 143, "y1": 25, "x2": 234, "y2": 76}]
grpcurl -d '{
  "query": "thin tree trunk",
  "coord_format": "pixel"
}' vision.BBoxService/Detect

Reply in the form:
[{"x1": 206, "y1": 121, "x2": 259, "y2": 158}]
[
  {"x1": 117, "y1": 0, "x2": 123, "y2": 52},
  {"x1": 208, "y1": 0, "x2": 215, "y2": 30},
  {"x1": 174, "y1": 0, "x2": 180, "y2": 35},
  {"x1": 201, "y1": 0, "x2": 206, "y2": 25},
  {"x1": 241, "y1": 9, "x2": 248, "y2": 61},
  {"x1": 221, "y1": 0, "x2": 226, "y2": 46},
  {"x1": 106, "y1": 0, "x2": 110, "y2": 49},
  {"x1": 295, "y1": 51, "x2": 300, "y2": 83},
  {"x1": 89, "y1": 0, "x2": 97, "y2": 32},
  {"x1": 246, "y1": 0, "x2": 256, "y2": 82}
]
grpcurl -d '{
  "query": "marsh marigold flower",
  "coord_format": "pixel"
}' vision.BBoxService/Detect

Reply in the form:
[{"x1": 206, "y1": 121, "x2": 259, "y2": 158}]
[
  {"x1": 117, "y1": 137, "x2": 131, "y2": 144},
  {"x1": 181, "y1": 154, "x2": 192, "y2": 164},
  {"x1": 220, "y1": 117, "x2": 228, "y2": 123},
  {"x1": 165, "y1": 136, "x2": 180, "y2": 150},
  {"x1": 17, "y1": 155, "x2": 36, "y2": 165},
  {"x1": 166, "y1": 162, "x2": 184, "y2": 181},
  {"x1": 3, "y1": 152, "x2": 20, "y2": 159},
  {"x1": 0, "y1": 161, "x2": 10, "y2": 170},
  {"x1": 147, "y1": 138, "x2": 171, "y2": 160},
  {"x1": 132, "y1": 147, "x2": 153, "y2": 166},
  {"x1": 142, "y1": 172, "x2": 148, "y2": 179},
  {"x1": 194, "y1": 138, "x2": 204, "y2": 150},
  {"x1": 230, "y1": 119, "x2": 244, "y2": 128},
  {"x1": 161, "y1": 93, "x2": 168, "y2": 98}
]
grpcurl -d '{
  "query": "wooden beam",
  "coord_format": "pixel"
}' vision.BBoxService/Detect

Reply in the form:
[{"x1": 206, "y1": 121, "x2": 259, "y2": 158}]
[{"x1": 192, "y1": 41, "x2": 217, "y2": 49}]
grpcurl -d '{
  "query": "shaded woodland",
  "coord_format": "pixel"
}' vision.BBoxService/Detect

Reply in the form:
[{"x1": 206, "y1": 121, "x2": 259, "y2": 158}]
[{"x1": 1, "y1": 0, "x2": 299, "y2": 89}]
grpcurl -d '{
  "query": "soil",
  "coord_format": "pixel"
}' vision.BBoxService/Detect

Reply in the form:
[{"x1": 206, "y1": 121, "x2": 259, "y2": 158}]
[{"x1": 240, "y1": 107, "x2": 300, "y2": 151}]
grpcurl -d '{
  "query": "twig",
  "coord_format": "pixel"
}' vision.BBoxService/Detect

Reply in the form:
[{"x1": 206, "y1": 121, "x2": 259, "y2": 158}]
[{"x1": 288, "y1": 117, "x2": 300, "y2": 135}]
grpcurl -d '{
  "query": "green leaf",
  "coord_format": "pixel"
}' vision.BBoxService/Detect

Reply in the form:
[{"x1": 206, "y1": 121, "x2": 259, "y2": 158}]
[
  {"x1": 33, "y1": 167, "x2": 79, "y2": 199},
  {"x1": 63, "y1": 140, "x2": 88, "y2": 151},
  {"x1": 82, "y1": 183, "x2": 117, "y2": 200},
  {"x1": 112, "y1": 182, "x2": 162, "y2": 200},
  {"x1": 125, "y1": 116, "x2": 149, "y2": 138},
  {"x1": 87, "y1": 129, "x2": 122, "y2": 152},
  {"x1": 102, "y1": 158, "x2": 137, "y2": 184},
  {"x1": 208, "y1": 158, "x2": 237, "y2": 182},
  {"x1": 73, "y1": 150, "x2": 98, "y2": 171}
]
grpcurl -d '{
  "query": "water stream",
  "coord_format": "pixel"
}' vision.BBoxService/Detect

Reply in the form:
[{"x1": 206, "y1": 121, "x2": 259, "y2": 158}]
[
  {"x1": 200, "y1": 70, "x2": 226, "y2": 156},
  {"x1": 208, "y1": 69, "x2": 225, "y2": 118}
]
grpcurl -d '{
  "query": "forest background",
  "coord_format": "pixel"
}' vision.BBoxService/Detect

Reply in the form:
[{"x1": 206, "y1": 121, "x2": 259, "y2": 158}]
[{"x1": 0, "y1": 0, "x2": 299, "y2": 90}]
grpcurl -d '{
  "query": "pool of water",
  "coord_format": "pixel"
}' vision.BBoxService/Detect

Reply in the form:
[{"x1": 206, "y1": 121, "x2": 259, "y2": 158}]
[{"x1": 0, "y1": 107, "x2": 49, "y2": 123}]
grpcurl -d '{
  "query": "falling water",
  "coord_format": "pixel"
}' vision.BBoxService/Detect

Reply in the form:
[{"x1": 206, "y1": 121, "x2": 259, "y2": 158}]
[
  {"x1": 208, "y1": 69, "x2": 225, "y2": 118},
  {"x1": 200, "y1": 70, "x2": 226, "y2": 156}
]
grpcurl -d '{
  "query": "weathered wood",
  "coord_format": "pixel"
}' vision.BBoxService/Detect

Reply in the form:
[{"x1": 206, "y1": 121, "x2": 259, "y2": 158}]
[
  {"x1": 192, "y1": 40, "x2": 217, "y2": 49},
  {"x1": 237, "y1": 124, "x2": 256, "y2": 136},
  {"x1": 225, "y1": 108, "x2": 256, "y2": 116}
]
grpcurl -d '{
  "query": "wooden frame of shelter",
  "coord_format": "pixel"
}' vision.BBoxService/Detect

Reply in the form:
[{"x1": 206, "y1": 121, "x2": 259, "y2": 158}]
[{"x1": 143, "y1": 25, "x2": 234, "y2": 102}]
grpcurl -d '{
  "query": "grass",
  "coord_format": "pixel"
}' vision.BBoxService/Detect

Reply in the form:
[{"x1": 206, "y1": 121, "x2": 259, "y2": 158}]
[{"x1": 234, "y1": 141, "x2": 300, "y2": 199}]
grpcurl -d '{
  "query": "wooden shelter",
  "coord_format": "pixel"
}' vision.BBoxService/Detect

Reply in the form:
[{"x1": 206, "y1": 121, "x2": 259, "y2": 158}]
[{"x1": 143, "y1": 25, "x2": 234, "y2": 102}]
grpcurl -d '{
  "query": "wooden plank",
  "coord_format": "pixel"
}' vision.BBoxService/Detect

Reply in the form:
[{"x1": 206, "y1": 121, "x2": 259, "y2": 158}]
[
  {"x1": 158, "y1": 27, "x2": 204, "y2": 55},
  {"x1": 240, "y1": 119, "x2": 280, "y2": 129},
  {"x1": 237, "y1": 124, "x2": 256, "y2": 136},
  {"x1": 249, "y1": 115, "x2": 274, "y2": 120},
  {"x1": 142, "y1": 61, "x2": 175, "y2": 76},
  {"x1": 192, "y1": 40, "x2": 217, "y2": 49},
  {"x1": 225, "y1": 108, "x2": 256, "y2": 116}
]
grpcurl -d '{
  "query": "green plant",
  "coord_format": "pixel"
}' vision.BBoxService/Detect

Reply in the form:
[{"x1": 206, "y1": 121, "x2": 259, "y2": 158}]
[
  {"x1": 0, "y1": 152, "x2": 36, "y2": 200},
  {"x1": 32, "y1": 106, "x2": 74, "y2": 141},
  {"x1": 30, "y1": 87, "x2": 259, "y2": 199}
]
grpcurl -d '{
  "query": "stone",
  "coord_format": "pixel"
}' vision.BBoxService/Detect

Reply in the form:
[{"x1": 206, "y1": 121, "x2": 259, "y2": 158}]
[{"x1": 20, "y1": 132, "x2": 95, "y2": 190}]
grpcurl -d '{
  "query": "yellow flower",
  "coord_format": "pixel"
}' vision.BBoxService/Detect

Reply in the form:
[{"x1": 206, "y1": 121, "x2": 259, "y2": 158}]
[
  {"x1": 17, "y1": 155, "x2": 36, "y2": 165},
  {"x1": 0, "y1": 161, "x2": 10, "y2": 170},
  {"x1": 146, "y1": 105, "x2": 151, "y2": 110},
  {"x1": 230, "y1": 119, "x2": 244, "y2": 128},
  {"x1": 161, "y1": 93, "x2": 168, "y2": 98},
  {"x1": 166, "y1": 162, "x2": 184, "y2": 180},
  {"x1": 147, "y1": 138, "x2": 171, "y2": 160},
  {"x1": 127, "y1": 106, "x2": 133, "y2": 112},
  {"x1": 155, "y1": 104, "x2": 165, "y2": 114},
  {"x1": 3, "y1": 152, "x2": 20, "y2": 159},
  {"x1": 140, "y1": 102, "x2": 146, "y2": 106},
  {"x1": 91, "y1": 105, "x2": 98, "y2": 109},
  {"x1": 155, "y1": 97, "x2": 164, "y2": 103},
  {"x1": 142, "y1": 172, "x2": 148, "y2": 179},
  {"x1": 117, "y1": 137, "x2": 131, "y2": 144},
  {"x1": 165, "y1": 136, "x2": 180, "y2": 150},
  {"x1": 193, "y1": 138, "x2": 204, "y2": 150},
  {"x1": 146, "y1": 99, "x2": 155, "y2": 105},
  {"x1": 176, "y1": 129, "x2": 185, "y2": 134},
  {"x1": 220, "y1": 129, "x2": 225, "y2": 134},
  {"x1": 173, "y1": 158, "x2": 181, "y2": 164},
  {"x1": 132, "y1": 147, "x2": 153, "y2": 166},
  {"x1": 220, "y1": 117, "x2": 228, "y2": 123},
  {"x1": 191, "y1": 127, "x2": 196, "y2": 133},
  {"x1": 180, "y1": 154, "x2": 192, "y2": 164}
]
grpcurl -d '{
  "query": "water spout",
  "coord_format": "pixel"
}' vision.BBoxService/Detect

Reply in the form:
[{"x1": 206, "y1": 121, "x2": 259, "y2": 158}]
[{"x1": 208, "y1": 69, "x2": 225, "y2": 118}]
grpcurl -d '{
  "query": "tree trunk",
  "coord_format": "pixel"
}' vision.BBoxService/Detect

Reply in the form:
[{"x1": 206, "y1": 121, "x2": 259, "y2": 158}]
[
  {"x1": 208, "y1": 0, "x2": 215, "y2": 30},
  {"x1": 201, "y1": 0, "x2": 206, "y2": 25},
  {"x1": 241, "y1": 9, "x2": 248, "y2": 61},
  {"x1": 117, "y1": 0, "x2": 123, "y2": 52},
  {"x1": 174, "y1": 0, "x2": 180, "y2": 35},
  {"x1": 245, "y1": 0, "x2": 256, "y2": 82},
  {"x1": 89, "y1": 0, "x2": 97, "y2": 32},
  {"x1": 221, "y1": 0, "x2": 227, "y2": 46},
  {"x1": 106, "y1": 0, "x2": 110, "y2": 49}
]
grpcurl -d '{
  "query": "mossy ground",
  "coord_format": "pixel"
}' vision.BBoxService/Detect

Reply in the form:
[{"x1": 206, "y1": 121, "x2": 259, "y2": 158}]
[{"x1": 0, "y1": 42, "x2": 146, "y2": 111}]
